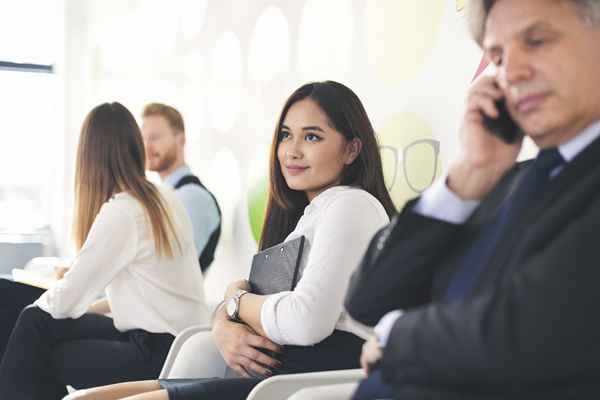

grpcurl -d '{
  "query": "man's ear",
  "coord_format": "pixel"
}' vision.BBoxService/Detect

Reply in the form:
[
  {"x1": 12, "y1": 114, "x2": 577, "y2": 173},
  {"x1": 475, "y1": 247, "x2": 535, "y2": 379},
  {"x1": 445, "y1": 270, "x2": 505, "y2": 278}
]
[
  {"x1": 345, "y1": 138, "x2": 363, "y2": 165},
  {"x1": 176, "y1": 130, "x2": 186, "y2": 147}
]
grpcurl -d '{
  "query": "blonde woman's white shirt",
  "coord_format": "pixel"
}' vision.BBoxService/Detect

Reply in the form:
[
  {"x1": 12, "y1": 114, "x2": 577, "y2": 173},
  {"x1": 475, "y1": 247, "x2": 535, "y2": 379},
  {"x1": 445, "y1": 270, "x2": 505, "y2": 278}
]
[
  {"x1": 35, "y1": 185, "x2": 208, "y2": 336},
  {"x1": 260, "y1": 186, "x2": 390, "y2": 346}
]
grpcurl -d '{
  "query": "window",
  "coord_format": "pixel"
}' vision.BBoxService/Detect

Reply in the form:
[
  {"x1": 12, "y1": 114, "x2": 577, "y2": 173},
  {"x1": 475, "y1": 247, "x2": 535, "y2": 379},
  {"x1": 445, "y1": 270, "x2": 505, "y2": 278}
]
[{"x1": 0, "y1": 1, "x2": 64, "y2": 241}]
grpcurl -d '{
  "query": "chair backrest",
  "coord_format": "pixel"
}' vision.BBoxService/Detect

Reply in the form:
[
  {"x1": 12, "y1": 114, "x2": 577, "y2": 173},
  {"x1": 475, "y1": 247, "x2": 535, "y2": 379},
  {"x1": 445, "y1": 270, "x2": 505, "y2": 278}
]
[{"x1": 159, "y1": 325, "x2": 226, "y2": 379}]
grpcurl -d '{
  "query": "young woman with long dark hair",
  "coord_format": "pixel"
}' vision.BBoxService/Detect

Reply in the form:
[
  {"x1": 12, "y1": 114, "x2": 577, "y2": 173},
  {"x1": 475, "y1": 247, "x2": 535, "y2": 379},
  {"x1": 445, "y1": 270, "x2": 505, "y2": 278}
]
[
  {"x1": 68, "y1": 81, "x2": 396, "y2": 400},
  {"x1": 0, "y1": 102, "x2": 209, "y2": 400}
]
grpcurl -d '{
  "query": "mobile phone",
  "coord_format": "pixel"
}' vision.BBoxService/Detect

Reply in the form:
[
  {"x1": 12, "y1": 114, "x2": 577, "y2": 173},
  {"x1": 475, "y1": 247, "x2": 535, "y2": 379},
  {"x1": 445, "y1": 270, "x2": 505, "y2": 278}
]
[{"x1": 482, "y1": 98, "x2": 523, "y2": 144}]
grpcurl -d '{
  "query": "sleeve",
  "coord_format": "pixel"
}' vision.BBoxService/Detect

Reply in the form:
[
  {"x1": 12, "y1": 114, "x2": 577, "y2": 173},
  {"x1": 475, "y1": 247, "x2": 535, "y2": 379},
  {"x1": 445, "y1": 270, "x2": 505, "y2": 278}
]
[
  {"x1": 34, "y1": 201, "x2": 137, "y2": 319},
  {"x1": 175, "y1": 185, "x2": 220, "y2": 257},
  {"x1": 380, "y1": 202, "x2": 600, "y2": 387},
  {"x1": 374, "y1": 310, "x2": 404, "y2": 346},
  {"x1": 345, "y1": 199, "x2": 463, "y2": 326},
  {"x1": 261, "y1": 193, "x2": 388, "y2": 346},
  {"x1": 413, "y1": 174, "x2": 480, "y2": 224}
]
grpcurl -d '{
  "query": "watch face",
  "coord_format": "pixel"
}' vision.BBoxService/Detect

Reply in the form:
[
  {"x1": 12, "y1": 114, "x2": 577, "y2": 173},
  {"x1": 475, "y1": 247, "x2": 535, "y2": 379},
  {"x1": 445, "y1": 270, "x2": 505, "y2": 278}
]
[{"x1": 226, "y1": 298, "x2": 237, "y2": 318}]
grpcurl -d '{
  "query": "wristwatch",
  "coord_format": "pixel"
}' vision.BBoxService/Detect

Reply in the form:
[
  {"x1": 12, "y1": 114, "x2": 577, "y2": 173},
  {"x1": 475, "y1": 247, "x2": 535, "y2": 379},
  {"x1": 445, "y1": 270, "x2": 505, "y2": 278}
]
[{"x1": 226, "y1": 289, "x2": 249, "y2": 321}]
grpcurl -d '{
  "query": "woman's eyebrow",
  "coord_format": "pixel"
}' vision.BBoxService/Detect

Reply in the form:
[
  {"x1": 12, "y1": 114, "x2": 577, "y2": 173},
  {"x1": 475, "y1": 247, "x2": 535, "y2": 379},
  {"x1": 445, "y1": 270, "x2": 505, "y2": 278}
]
[
  {"x1": 301, "y1": 126, "x2": 325, "y2": 132},
  {"x1": 280, "y1": 124, "x2": 325, "y2": 133}
]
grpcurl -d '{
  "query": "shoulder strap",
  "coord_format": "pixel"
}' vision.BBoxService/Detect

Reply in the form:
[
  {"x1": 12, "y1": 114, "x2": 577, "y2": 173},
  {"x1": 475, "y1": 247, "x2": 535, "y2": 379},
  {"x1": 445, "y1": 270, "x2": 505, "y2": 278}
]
[
  {"x1": 174, "y1": 174, "x2": 202, "y2": 189},
  {"x1": 174, "y1": 174, "x2": 222, "y2": 272}
]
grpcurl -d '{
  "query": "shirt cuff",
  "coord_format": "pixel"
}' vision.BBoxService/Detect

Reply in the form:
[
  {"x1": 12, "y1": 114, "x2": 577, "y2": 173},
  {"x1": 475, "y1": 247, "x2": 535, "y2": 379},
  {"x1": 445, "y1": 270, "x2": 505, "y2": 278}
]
[
  {"x1": 374, "y1": 310, "x2": 404, "y2": 347},
  {"x1": 413, "y1": 174, "x2": 480, "y2": 224},
  {"x1": 260, "y1": 291, "x2": 290, "y2": 344}
]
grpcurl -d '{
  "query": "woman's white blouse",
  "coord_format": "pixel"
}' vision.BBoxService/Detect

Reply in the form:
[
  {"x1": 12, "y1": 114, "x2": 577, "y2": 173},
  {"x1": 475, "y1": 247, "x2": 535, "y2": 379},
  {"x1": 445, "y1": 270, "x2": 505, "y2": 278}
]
[
  {"x1": 35, "y1": 185, "x2": 208, "y2": 336},
  {"x1": 260, "y1": 186, "x2": 390, "y2": 346}
]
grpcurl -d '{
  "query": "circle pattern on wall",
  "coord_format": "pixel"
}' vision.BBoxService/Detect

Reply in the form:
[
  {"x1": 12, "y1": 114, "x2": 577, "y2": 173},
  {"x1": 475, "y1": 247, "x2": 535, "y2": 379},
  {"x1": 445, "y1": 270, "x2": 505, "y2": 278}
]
[
  {"x1": 207, "y1": 146, "x2": 243, "y2": 240},
  {"x1": 248, "y1": 6, "x2": 291, "y2": 86},
  {"x1": 365, "y1": 0, "x2": 445, "y2": 85},
  {"x1": 179, "y1": 0, "x2": 208, "y2": 40},
  {"x1": 298, "y1": 0, "x2": 356, "y2": 82},
  {"x1": 208, "y1": 31, "x2": 244, "y2": 133}
]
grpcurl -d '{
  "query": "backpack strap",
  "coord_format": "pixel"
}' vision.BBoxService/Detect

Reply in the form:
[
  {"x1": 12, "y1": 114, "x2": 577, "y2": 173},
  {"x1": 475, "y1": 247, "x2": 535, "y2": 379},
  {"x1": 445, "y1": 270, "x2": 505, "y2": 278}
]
[{"x1": 174, "y1": 175, "x2": 222, "y2": 272}]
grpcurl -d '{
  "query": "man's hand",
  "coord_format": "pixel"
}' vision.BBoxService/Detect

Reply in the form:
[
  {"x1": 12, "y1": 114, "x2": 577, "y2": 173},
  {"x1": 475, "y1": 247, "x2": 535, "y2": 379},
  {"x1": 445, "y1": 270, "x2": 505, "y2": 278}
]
[
  {"x1": 448, "y1": 75, "x2": 523, "y2": 200},
  {"x1": 360, "y1": 335, "x2": 383, "y2": 375},
  {"x1": 213, "y1": 315, "x2": 281, "y2": 377}
]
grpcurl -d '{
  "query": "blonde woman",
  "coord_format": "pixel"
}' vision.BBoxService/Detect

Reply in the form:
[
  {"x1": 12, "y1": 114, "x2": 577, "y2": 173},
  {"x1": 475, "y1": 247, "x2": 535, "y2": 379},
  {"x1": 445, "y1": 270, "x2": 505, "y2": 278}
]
[{"x1": 0, "y1": 102, "x2": 208, "y2": 400}]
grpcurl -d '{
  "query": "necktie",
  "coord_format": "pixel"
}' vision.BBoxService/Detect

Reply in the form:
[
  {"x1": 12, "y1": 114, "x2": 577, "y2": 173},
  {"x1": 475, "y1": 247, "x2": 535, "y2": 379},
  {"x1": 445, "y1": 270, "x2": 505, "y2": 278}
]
[{"x1": 443, "y1": 148, "x2": 564, "y2": 301}]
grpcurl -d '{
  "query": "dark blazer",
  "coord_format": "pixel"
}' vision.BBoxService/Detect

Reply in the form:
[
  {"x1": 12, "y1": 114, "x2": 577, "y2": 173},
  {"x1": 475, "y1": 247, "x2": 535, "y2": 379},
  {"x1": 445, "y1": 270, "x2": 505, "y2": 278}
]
[{"x1": 345, "y1": 134, "x2": 600, "y2": 399}]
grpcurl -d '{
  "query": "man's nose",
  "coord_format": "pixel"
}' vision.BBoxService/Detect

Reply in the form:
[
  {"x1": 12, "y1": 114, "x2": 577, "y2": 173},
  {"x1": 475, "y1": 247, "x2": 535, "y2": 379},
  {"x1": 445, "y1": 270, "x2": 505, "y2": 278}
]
[{"x1": 497, "y1": 45, "x2": 534, "y2": 90}]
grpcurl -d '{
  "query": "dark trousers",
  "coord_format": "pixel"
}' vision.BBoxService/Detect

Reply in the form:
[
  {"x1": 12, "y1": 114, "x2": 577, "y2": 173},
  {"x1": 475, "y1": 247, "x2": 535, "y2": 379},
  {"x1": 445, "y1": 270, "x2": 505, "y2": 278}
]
[
  {"x1": 352, "y1": 369, "x2": 395, "y2": 400},
  {"x1": 0, "y1": 305, "x2": 174, "y2": 400},
  {"x1": 0, "y1": 278, "x2": 44, "y2": 359},
  {"x1": 160, "y1": 378, "x2": 262, "y2": 400}
]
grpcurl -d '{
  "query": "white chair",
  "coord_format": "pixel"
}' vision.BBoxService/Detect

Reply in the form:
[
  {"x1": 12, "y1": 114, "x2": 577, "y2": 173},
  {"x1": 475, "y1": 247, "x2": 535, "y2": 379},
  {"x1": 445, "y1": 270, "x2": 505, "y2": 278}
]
[
  {"x1": 286, "y1": 382, "x2": 360, "y2": 400},
  {"x1": 246, "y1": 369, "x2": 364, "y2": 400},
  {"x1": 159, "y1": 324, "x2": 225, "y2": 379},
  {"x1": 159, "y1": 325, "x2": 365, "y2": 400}
]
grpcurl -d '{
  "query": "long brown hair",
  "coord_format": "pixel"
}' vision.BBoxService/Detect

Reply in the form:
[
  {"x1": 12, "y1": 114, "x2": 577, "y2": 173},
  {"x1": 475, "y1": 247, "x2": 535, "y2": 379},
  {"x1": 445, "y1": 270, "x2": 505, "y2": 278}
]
[
  {"x1": 73, "y1": 102, "x2": 181, "y2": 257},
  {"x1": 259, "y1": 81, "x2": 396, "y2": 250}
]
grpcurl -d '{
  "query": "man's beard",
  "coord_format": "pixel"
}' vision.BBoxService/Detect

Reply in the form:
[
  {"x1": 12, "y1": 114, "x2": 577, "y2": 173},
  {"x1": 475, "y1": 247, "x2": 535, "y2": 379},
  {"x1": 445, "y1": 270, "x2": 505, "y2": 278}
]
[{"x1": 148, "y1": 147, "x2": 177, "y2": 173}]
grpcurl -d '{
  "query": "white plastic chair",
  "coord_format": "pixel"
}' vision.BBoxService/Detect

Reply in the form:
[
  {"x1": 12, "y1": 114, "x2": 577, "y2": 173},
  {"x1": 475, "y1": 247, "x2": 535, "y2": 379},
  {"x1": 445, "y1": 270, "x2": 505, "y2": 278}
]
[
  {"x1": 159, "y1": 325, "x2": 365, "y2": 400},
  {"x1": 246, "y1": 369, "x2": 364, "y2": 400},
  {"x1": 159, "y1": 324, "x2": 225, "y2": 379}
]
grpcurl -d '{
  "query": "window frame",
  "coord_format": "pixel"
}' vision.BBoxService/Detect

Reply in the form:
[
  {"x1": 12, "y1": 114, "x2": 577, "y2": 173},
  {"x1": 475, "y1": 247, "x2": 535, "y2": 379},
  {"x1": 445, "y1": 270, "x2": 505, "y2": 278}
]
[{"x1": 0, "y1": 60, "x2": 53, "y2": 74}]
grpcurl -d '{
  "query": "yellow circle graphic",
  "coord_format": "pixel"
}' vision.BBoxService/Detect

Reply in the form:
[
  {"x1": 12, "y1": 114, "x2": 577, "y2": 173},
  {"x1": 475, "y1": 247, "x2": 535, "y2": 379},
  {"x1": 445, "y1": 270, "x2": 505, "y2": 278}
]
[
  {"x1": 377, "y1": 112, "x2": 443, "y2": 209},
  {"x1": 365, "y1": 0, "x2": 445, "y2": 85}
]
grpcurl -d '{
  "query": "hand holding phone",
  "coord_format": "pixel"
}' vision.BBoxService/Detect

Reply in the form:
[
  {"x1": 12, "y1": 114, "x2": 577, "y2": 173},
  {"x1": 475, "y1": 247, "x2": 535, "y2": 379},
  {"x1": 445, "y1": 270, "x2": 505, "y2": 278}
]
[
  {"x1": 447, "y1": 76, "x2": 523, "y2": 200},
  {"x1": 482, "y1": 98, "x2": 524, "y2": 144}
]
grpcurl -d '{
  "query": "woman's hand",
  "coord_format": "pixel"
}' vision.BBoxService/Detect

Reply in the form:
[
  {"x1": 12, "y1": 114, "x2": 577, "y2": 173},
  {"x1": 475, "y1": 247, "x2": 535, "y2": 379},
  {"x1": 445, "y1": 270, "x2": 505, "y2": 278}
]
[
  {"x1": 224, "y1": 279, "x2": 251, "y2": 300},
  {"x1": 87, "y1": 298, "x2": 111, "y2": 315},
  {"x1": 223, "y1": 278, "x2": 269, "y2": 336},
  {"x1": 54, "y1": 265, "x2": 70, "y2": 280},
  {"x1": 360, "y1": 335, "x2": 383, "y2": 374},
  {"x1": 213, "y1": 310, "x2": 281, "y2": 377}
]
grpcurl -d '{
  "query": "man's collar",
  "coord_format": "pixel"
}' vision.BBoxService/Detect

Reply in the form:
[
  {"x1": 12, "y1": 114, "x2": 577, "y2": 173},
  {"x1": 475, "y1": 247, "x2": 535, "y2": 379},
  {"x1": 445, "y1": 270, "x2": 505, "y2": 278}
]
[
  {"x1": 163, "y1": 164, "x2": 192, "y2": 188},
  {"x1": 557, "y1": 120, "x2": 600, "y2": 163}
]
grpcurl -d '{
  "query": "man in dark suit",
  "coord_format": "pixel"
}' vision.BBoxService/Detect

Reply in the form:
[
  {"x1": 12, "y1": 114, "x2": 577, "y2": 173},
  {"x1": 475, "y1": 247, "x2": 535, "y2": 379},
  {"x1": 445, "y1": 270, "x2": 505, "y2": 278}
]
[{"x1": 342, "y1": 0, "x2": 600, "y2": 398}]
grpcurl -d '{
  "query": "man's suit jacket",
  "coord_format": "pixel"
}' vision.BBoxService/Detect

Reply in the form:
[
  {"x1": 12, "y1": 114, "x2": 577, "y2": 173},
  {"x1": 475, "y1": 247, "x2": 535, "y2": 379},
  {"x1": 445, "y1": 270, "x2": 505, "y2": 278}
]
[{"x1": 345, "y1": 134, "x2": 600, "y2": 399}]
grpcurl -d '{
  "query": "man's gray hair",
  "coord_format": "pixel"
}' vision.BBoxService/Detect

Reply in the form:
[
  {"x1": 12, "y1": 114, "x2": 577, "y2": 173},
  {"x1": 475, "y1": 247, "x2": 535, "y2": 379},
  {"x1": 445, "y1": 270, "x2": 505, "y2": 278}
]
[{"x1": 468, "y1": 0, "x2": 600, "y2": 46}]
